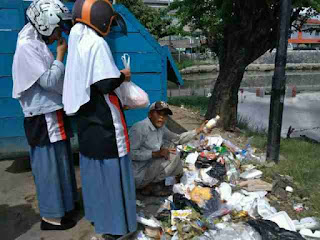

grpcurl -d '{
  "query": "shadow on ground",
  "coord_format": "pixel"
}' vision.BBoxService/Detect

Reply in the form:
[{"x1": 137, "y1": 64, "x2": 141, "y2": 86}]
[{"x1": 0, "y1": 203, "x2": 40, "y2": 240}]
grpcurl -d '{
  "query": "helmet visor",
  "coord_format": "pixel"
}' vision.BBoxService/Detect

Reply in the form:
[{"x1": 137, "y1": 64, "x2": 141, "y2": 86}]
[{"x1": 108, "y1": 12, "x2": 127, "y2": 38}]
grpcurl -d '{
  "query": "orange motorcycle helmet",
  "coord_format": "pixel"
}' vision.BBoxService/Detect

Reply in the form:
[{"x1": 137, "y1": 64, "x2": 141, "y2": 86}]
[{"x1": 72, "y1": 0, "x2": 127, "y2": 37}]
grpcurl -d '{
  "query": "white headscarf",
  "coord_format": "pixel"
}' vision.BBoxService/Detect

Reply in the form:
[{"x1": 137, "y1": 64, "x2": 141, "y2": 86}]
[
  {"x1": 12, "y1": 23, "x2": 54, "y2": 99},
  {"x1": 62, "y1": 23, "x2": 121, "y2": 115}
]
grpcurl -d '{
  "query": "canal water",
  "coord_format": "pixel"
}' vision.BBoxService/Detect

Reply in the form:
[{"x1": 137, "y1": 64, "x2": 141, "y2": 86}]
[{"x1": 168, "y1": 70, "x2": 320, "y2": 92}]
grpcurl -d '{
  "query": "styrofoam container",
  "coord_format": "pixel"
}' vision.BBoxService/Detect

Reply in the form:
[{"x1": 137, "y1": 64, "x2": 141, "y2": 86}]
[
  {"x1": 294, "y1": 217, "x2": 320, "y2": 231},
  {"x1": 265, "y1": 211, "x2": 296, "y2": 232},
  {"x1": 300, "y1": 229, "x2": 320, "y2": 238}
]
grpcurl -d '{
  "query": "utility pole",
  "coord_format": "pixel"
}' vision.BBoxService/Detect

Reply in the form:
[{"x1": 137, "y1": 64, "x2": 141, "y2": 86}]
[{"x1": 266, "y1": 0, "x2": 292, "y2": 162}]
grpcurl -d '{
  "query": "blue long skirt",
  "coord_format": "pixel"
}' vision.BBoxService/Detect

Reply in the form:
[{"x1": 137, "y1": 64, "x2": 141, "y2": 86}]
[
  {"x1": 30, "y1": 139, "x2": 78, "y2": 218},
  {"x1": 80, "y1": 154, "x2": 137, "y2": 235}
]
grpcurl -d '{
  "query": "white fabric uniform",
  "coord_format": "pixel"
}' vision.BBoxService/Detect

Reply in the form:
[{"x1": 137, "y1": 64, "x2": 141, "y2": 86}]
[
  {"x1": 63, "y1": 23, "x2": 121, "y2": 115},
  {"x1": 12, "y1": 23, "x2": 54, "y2": 99}
]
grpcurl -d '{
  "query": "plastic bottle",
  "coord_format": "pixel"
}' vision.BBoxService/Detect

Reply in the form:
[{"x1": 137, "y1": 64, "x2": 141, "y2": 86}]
[
  {"x1": 203, "y1": 115, "x2": 220, "y2": 133},
  {"x1": 223, "y1": 139, "x2": 242, "y2": 153},
  {"x1": 199, "y1": 134, "x2": 206, "y2": 147},
  {"x1": 224, "y1": 158, "x2": 240, "y2": 185}
]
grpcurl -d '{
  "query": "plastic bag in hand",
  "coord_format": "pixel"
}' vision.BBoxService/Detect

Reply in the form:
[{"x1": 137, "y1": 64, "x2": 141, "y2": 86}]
[{"x1": 115, "y1": 82, "x2": 150, "y2": 109}]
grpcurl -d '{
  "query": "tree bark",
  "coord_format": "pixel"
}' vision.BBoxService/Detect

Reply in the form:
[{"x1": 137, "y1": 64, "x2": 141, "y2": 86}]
[{"x1": 205, "y1": 59, "x2": 246, "y2": 130}]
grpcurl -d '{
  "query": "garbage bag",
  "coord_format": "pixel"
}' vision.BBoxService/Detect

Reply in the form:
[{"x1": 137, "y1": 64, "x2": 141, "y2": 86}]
[
  {"x1": 195, "y1": 156, "x2": 212, "y2": 169},
  {"x1": 247, "y1": 219, "x2": 305, "y2": 240},
  {"x1": 202, "y1": 190, "x2": 221, "y2": 217},
  {"x1": 172, "y1": 193, "x2": 202, "y2": 213},
  {"x1": 207, "y1": 162, "x2": 226, "y2": 181}
]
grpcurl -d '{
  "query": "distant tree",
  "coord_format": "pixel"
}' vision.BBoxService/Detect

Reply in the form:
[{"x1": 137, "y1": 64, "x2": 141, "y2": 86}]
[
  {"x1": 170, "y1": 0, "x2": 320, "y2": 130},
  {"x1": 117, "y1": 0, "x2": 177, "y2": 39}
]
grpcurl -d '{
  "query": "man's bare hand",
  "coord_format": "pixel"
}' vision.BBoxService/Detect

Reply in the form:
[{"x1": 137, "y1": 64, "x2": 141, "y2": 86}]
[
  {"x1": 196, "y1": 120, "x2": 208, "y2": 134},
  {"x1": 152, "y1": 148, "x2": 170, "y2": 160}
]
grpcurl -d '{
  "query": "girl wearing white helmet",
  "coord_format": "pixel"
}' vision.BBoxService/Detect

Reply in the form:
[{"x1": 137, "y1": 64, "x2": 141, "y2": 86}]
[
  {"x1": 63, "y1": 0, "x2": 136, "y2": 239},
  {"x1": 12, "y1": 0, "x2": 78, "y2": 231}
]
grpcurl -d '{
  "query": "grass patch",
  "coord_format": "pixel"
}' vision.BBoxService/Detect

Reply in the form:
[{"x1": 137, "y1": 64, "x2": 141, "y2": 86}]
[
  {"x1": 176, "y1": 59, "x2": 215, "y2": 70},
  {"x1": 168, "y1": 96, "x2": 209, "y2": 116},
  {"x1": 263, "y1": 139, "x2": 320, "y2": 218},
  {"x1": 176, "y1": 59, "x2": 196, "y2": 70},
  {"x1": 170, "y1": 95, "x2": 320, "y2": 218}
]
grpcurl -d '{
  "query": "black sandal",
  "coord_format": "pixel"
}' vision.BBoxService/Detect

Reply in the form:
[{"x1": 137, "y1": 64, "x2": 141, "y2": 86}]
[{"x1": 40, "y1": 217, "x2": 76, "y2": 230}]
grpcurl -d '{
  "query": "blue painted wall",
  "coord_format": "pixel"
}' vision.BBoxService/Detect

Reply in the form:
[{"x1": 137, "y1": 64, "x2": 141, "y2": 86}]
[{"x1": 0, "y1": 1, "x2": 183, "y2": 159}]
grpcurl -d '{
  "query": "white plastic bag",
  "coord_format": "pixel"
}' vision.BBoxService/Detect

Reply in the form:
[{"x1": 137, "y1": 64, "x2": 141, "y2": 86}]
[
  {"x1": 115, "y1": 53, "x2": 150, "y2": 109},
  {"x1": 115, "y1": 82, "x2": 150, "y2": 109}
]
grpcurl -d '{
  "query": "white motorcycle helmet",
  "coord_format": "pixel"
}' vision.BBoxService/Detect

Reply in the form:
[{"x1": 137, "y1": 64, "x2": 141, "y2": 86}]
[{"x1": 26, "y1": 0, "x2": 72, "y2": 37}]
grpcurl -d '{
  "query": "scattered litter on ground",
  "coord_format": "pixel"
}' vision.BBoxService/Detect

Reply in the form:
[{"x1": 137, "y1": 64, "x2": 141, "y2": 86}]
[{"x1": 135, "y1": 130, "x2": 315, "y2": 239}]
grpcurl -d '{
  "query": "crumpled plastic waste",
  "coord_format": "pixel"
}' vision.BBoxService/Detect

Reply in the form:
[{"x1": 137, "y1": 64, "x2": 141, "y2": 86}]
[
  {"x1": 207, "y1": 136, "x2": 224, "y2": 147},
  {"x1": 223, "y1": 139, "x2": 242, "y2": 154},
  {"x1": 240, "y1": 169, "x2": 263, "y2": 180},
  {"x1": 247, "y1": 219, "x2": 305, "y2": 240},
  {"x1": 171, "y1": 232, "x2": 179, "y2": 240},
  {"x1": 197, "y1": 167, "x2": 219, "y2": 187},
  {"x1": 157, "y1": 196, "x2": 172, "y2": 214},
  {"x1": 225, "y1": 190, "x2": 268, "y2": 217},
  {"x1": 227, "y1": 192, "x2": 246, "y2": 212},
  {"x1": 256, "y1": 198, "x2": 277, "y2": 219},
  {"x1": 196, "y1": 223, "x2": 262, "y2": 240},
  {"x1": 136, "y1": 214, "x2": 162, "y2": 228},
  {"x1": 190, "y1": 186, "x2": 213, "y2": 208},
  {"x1": 181, "y1": 170, "x2": 199, "y2": 185},
  {"x1": 172, "y1": 183, "x2": 194, "y2": 199},
  {"x1": 205, "y1": 203, "x2": 232, "y2": 220},
  {"x1": 265, "y1": 211, "x2": 296, "y2": 232},
  {"x1": 135, "y1": 231, "x2": 152, "y2": 240},
  {"x1": 218, "y1": 182, "x2": 233, "y2": 201},
  {"x1": 200, "y1": 151, "x2": 218, "y2": 161},
  {"x1": 186, "y1": 152, "x2": 199, "y2": 164}
]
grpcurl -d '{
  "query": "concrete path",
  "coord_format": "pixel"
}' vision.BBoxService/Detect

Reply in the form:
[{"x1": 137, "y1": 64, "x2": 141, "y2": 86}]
[
  {"x1": 0, "y1": 160, "x2": 97, "y2": 240},
  {"x1": 238, "y1": 91, "x2": 320, "y2": 141}
]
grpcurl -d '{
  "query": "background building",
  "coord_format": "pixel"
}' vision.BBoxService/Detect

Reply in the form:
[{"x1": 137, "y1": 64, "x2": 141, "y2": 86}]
[{"x1": 289, "y1": 16, "x2": 320, "y2": 49}]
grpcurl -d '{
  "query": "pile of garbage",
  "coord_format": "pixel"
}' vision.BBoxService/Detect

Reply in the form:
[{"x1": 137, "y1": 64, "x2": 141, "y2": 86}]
[{"x1": 135, "y1": 134, "x2": 318, "y2": 240}]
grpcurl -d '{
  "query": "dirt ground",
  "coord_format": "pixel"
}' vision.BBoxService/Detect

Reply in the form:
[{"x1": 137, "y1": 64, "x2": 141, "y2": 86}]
[
  {"x1": 0, "y1": 105, "x2": 209, "y2": 240},
  {"x1": 169, "y1": 104, "x2": 254, "y2": 150}
]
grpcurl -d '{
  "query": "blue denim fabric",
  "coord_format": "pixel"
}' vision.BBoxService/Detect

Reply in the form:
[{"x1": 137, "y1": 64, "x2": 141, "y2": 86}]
[{"x1": 30, "y1": 140, "x2": 78, "y2": 218}]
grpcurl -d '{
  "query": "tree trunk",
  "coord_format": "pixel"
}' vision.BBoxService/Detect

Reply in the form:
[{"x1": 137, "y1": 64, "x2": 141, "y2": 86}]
[
  {"x1": 205, "y1": 60, "x2": 246, "y2": 130},
  {"x1": 205, "y1": 1, "x2": 281, "y2": 130}
]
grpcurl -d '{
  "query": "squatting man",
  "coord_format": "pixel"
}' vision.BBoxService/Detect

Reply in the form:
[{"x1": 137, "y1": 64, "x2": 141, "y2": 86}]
[{"x1": 129, "y1": 101, "x2": 210, "y2": 196}]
